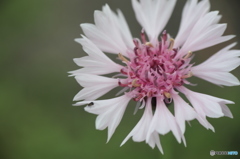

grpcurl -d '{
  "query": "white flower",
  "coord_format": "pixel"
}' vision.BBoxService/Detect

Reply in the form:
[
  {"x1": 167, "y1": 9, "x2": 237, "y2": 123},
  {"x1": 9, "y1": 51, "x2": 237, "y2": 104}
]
[{"x1": 71, "y1": 0, "x2": 239, "y2": 154}]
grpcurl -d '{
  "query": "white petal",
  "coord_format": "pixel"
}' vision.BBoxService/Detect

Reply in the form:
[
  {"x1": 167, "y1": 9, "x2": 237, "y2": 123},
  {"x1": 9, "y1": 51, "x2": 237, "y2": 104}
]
[
  {"x1": 178, "y1": 86, "x2": 234, "y2": 131},
  {"x1": 81, "y1": 4, "x2": 134, "y2": 57},
  {"x1": 131, "y1": 0, "x2": 176, "y2": 43},
  {"x1": 121, "y1": 98, "x2": 163, "y2": 153},
  {"x1": 220, "y1": 103, "x2": 233, "y2": 118},
  {"x1": 147, "y1": 98, "x2": 184, "y2": 144},
  {"x1": 177, "y1": 11, "x2": 235, "y2": 57},
  {"x1": 182, "y1": 24, "x2": 232, "y2": 52},
  {"x1": 192, "y1": 71, "x2": 240, "y2": 86},
  {"x1": 121, "y1": 99, "x2": 151, "y2": 144},
  {"x1": 196, "y1": 114, "x2": 215, "y2": 132},
  {"x1": 147, "y1": 132, "x2": 164, "y2": 154},
  {"x1": 175, "y1": 0, "x2": 210, "y2": 47},
  {"x1": 202, "y1": 43, "x2": 239, "y2": 65},
  {"x1": 69, "y1": 65, "x2": 121, "y2": 76},
  {"x1": 73, "y1": 56, "x2": 104, "y2": 67},
  {"x1": 71, "y1": 56, "x2": 122, "y2": 75},
  {"x1": 178, "y1": 86, "x2": 226, "y2": 118},
  {"x1": 115, "y1": 9, "x2": 135, "y2": 49},
  {"x1": 73, "y1": 74, "x2": 118, "y2": 101},
  {"x1": 192, "y1": 43, "x2": 240, "y2": 86},
  {"x1": 75, "y1": 94, "x2": 132, "y2": 142},
  {"x1": 75, "y1": 36, "x2": 113, "y2": 62},
  {"x1": 75, "y1": 74, "x2": 117, "y2": 87},
  {"x1": 172, "y1": 94, "x2": 197, "y2": 133},
  {"x1": 81, "y1": 23, "x2": 121, "y2": 54},
  {"x1": 70, "y1": 36, "x2": 123, "y2": 76}
]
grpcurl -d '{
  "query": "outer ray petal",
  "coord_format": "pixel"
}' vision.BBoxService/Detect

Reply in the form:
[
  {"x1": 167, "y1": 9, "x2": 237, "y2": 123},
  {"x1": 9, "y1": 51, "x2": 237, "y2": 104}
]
[
  {"x1": 69, "y1": 36, "x2": 123, "y2": 76},
  {"x1": 148, "y1": 132, "x2": 164, "y2": 154},
  {"x1": 178, "y1": 86, "x2": 234, "y2": 131},
  {"x1": 220, "y1": 103, "x2": 233, "y2": 118},
  {"x1": 192, "y1": 43, "x2": 240, "y2": 86},
  {"x1": 131, "y1": 0, "x2": 176, "y2": 43},
  {"x1": 147, "y1": 98, "x2": 185, "y2": 145},
  {"x1": 115, "y1": 9, "x2": 135, "y2": 49},
  {"x1": 69, "y1": 66, "x2": 121, "y2": 76},
  {"x1": 175, "y1": 0, "x2": 210, "y2": 47},
  {"x1": 172, "y1": 94, "x2": 197, "y2": 134},
  {"x1": 74, "y1": 94, "x2": 132, "y2": 142},
  {"x1": 73, "y1": 74, "x2": 119, "y2": 101},
  {"x1": 76, "y1": 36, "x2": 114, "y2": 62},
  {"x1": 81, "y1": 4, "x2": 134, "y2": 57},
  {"x1": 177, "y1": 11, "x2": 235, "y2": 57},
  {"x1": 120, "y1": 98, "x2": 163, "y2": 153}
]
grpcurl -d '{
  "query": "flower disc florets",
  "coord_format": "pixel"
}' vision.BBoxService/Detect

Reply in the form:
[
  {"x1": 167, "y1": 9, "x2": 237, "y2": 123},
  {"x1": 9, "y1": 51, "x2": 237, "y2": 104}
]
[{"x1": 119, "y1": 31, "x2": 193, "y2": 102}]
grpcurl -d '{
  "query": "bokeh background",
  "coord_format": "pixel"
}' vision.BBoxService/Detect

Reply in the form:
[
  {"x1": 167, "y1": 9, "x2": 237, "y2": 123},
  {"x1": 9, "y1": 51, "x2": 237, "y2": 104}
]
[{"x1": 1, "y1": 0, "x2": 240, "y2": 158}]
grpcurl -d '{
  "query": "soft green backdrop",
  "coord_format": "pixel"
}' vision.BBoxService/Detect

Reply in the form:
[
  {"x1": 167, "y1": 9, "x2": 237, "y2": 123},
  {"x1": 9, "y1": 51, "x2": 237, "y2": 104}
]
[{"x1": 1, "y1": 0, "x2": 240, "y2": 159}]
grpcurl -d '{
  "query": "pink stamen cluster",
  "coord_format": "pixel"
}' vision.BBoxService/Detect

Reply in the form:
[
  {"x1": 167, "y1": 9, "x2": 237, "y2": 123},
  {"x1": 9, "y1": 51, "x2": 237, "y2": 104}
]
[{"x1": 119, "y1": 31, "x2": 193, "y2": 102}]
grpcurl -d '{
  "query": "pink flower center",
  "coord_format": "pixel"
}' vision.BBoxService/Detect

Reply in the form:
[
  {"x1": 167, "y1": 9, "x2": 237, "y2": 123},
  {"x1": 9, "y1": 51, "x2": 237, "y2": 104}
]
[{"x1": 119, "y1": 31, "x2": 193, "y2": 102}]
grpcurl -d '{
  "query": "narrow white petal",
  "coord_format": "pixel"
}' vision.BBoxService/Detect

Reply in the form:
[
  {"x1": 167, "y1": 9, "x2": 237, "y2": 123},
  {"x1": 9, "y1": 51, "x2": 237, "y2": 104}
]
[
  {"x1": 202, "y1": 43, "x2": 238, "y2": 63},
  {"x1": 131, "y1": 0, "x2": 176, "y2": 43},
  {"x1": 75, "y1": 36, "x2": 113, "y2": 62},
  {"x1": 95, "y1": 6, "x2": 127, "y2": 51},
  {"x1": 80, "y1": 23, "x2": 123, "y2": 54},
  {"x1": 192, "y1": 43, "x2": 240, "y2": 86},
  {"x1": 121, "y1": 98, "x2": 167, "y2": 153},
  {"x1": 192, "y1": 71, "x2": 240, "y2": 86},
  {"x1": 96, "y1": 113, "x2": 110, "y2": 130},
  {"x1": 178, "y1": 86, "x2": 225, "y2": 118},
  {"x1": 177, "y1": 11, "x2": 234, "y2": 57},
  {"x1": 73, "y1": 74, "x2": 118, "y2": 101},
  {"x1": 196, "y1": 58, "x2": 240, "y2": 72},
  {"x1": 132, "y1": 0, "x2": 151, "y2": 37},
  {"x1": 147, "y1": 98, "x2": 183, "y2": 144},
  {"x1": 175, "y1": 0, "x2": 210, "y2": 47},
  {"x1": 220, "y1": 103, "x2": 233, "y2": 118},
  {"x1": 116, "y1": 9, "x2": 135, "y2": 49},
  {"x1": 121, "y1": 99, "x2": 152, "y2": 144},
  {"x1": 71, "y1": 36, "x2": 123, "y2": 76},
  {"x1": 178, "y1": 86, "x2": 234, "y2": 131},
  {"x1": 107, "y1": 104, "x2": 127, "y2": 142},
  {"x1": 172, "y1": 94, "x2": 197, "y2": 133},
  {"x1": 69, "y1": 64, "x2": 122, "y2": 76},
  {"x1": 80, "y1": 4, "x2": 134, "y2": 57},
  {"x1": 73, "y1": 84, "x2": 116, "y2": 101},
  {"x1": 76, "y1": 95, "x2": 132, "y2": 142},
  {"x1": 73, "y1": 56, "x2": 104, "y2": 67},
  {"x1": 196, "y1": 114, "x2": 215, "y2": 132},
  {"x1": 75, "y1": 74, "x2": 117, "y2": 88},
  {"x1": 147, "y1": 132, "x2": 164, "y2": 154}
]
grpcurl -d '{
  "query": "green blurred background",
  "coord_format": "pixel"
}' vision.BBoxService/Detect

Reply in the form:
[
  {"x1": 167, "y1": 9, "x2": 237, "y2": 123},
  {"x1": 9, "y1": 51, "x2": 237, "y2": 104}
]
[{"x1": 1, "y1": 0, "x2": 240, "y2": 158}]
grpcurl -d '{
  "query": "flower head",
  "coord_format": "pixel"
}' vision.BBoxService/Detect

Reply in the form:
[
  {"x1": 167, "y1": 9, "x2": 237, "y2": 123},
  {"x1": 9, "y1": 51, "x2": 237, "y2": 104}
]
[{"x1": 70, "y1": 0, "x2": 239, "y2": 153}]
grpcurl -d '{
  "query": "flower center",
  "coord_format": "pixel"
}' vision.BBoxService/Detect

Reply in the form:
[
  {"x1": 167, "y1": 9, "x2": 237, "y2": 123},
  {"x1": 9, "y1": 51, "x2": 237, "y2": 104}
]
[{"x1": 118, "y1": 31, "x2": 193, "y2": 102}]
